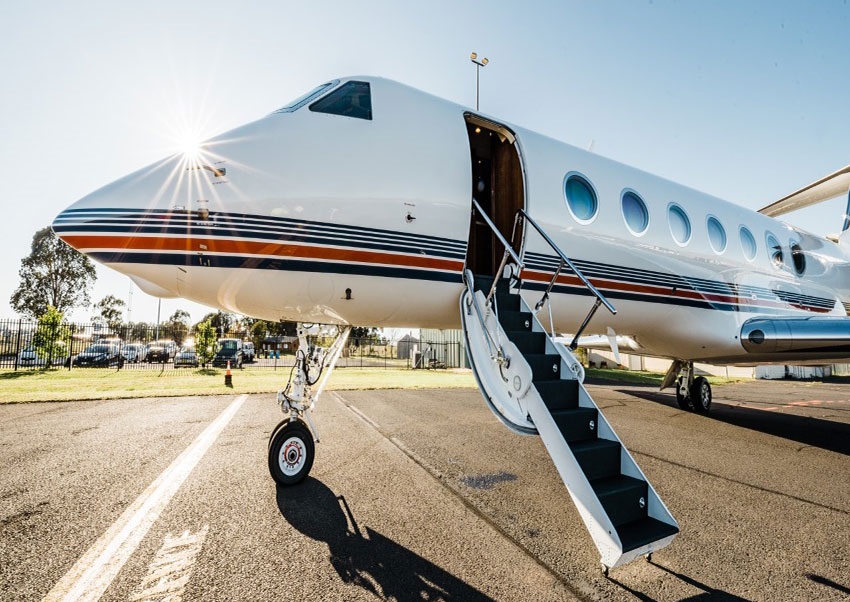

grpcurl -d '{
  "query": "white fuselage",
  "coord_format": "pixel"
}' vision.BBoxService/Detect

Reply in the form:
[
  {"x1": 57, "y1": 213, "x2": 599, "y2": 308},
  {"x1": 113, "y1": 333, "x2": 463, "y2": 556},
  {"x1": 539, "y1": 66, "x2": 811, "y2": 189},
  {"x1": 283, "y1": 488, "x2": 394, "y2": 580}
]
[{"x1": 53, "y1": 76, "x2": 850, "y2": 364}]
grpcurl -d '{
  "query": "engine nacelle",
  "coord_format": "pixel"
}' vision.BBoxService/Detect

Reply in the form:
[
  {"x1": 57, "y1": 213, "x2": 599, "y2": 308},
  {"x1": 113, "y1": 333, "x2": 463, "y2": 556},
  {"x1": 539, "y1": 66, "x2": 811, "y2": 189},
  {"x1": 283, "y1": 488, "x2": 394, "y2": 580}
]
[{"x1": 740, "y1": 317, "x2": 850, "y2": 354}]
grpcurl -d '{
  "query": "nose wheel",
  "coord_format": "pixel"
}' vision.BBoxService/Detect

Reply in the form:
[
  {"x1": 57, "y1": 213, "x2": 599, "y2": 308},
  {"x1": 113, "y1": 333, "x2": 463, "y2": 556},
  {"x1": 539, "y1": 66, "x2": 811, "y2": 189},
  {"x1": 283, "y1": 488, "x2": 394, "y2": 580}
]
[{"x1": 268, "y1": 419, "x2": 315, "y2": 486}]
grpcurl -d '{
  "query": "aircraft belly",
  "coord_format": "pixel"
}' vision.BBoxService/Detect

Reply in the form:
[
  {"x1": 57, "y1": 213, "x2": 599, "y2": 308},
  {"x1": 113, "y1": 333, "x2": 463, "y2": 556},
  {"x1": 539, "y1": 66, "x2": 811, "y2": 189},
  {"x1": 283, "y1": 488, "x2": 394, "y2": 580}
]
[{"x1": 170, "y1": 265, "x2": 464, "y2": 328}]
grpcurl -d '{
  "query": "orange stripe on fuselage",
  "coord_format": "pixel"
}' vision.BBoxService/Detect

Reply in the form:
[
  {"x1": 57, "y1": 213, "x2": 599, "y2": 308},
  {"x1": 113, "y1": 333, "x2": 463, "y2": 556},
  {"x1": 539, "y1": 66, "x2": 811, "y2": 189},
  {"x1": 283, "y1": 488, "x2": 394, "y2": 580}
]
[
  {"x1": 60, "y1": 234, "x2": 464, "y2": 273},
  {"x1": 521, "y1": 269, "x2": 832, "y2": 314}
]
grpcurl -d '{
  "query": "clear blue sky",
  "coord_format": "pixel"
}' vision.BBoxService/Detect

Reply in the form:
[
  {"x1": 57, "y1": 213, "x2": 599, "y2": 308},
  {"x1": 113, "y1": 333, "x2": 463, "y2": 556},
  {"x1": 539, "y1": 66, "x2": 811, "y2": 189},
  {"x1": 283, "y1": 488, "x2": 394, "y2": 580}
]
[{"x1": 2, "y1": 0, "x2": 849, "y2": 324}]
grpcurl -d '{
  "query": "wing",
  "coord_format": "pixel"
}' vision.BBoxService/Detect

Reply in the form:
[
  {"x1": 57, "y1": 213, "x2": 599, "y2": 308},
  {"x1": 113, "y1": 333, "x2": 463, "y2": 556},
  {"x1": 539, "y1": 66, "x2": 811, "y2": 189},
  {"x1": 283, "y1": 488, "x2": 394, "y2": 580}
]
[{"x1": 759, "y1": 164, "x2": 850, "y2": 218}]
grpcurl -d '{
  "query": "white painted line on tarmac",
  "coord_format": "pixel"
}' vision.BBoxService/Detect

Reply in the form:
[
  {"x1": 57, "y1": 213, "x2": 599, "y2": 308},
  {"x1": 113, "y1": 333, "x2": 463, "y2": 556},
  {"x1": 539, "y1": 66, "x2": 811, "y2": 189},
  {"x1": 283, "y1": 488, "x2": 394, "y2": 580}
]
[
  {"x1": 129, "y1": 525, "x2": 209, "y2": 602},
  {"x1": 41, "y1": 394, "x2": 248, "y2": 602},
  {"x1": 347, "y1": 403, "x2": 381, "y2": 430}
]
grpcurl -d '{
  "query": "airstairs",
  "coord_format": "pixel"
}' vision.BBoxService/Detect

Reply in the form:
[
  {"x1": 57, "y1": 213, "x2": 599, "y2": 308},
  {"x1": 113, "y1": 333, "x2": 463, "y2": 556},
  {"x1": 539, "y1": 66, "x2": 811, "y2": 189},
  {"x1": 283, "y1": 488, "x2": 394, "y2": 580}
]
[{"x1": 460, "y1": 202, "x2": 679, "y2": 572}]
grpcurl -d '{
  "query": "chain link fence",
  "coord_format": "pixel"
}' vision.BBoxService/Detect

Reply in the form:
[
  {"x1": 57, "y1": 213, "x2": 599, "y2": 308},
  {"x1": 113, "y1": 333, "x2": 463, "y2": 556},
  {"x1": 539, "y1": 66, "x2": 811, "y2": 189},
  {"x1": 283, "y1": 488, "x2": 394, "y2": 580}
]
[{"x1": 0, "y1": 318, "x2": 464, "y2": 372}]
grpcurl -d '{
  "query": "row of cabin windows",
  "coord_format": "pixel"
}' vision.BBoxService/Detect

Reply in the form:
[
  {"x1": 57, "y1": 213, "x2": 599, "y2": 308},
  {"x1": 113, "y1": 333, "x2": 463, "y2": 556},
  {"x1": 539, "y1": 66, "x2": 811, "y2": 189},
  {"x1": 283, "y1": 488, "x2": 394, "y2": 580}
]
[{"x1": 563, "y1": 173, "x2": 806, "y2": 275}]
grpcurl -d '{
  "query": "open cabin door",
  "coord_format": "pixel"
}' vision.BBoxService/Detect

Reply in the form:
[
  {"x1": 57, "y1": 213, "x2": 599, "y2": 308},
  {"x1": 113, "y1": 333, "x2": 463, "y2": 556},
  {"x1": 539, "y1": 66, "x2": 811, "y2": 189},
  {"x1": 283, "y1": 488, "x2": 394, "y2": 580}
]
[
  {"x1": 459, "y1": 116, "x2": 680, "y2": 572},
  {"x1": 464, "y1": 114, "x2": 525, "y2": 276}
]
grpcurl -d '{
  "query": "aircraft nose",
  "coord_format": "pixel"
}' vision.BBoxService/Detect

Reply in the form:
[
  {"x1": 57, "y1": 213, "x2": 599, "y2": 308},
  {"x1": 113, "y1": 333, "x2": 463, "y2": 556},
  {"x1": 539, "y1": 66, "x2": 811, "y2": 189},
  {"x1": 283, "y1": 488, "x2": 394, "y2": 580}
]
[
  {"x1": 52, "y1": 154, "x2": 184, "y2": 252},
  {"x1": 52, "y1": 153, "x2": 192, "y2": 299}
]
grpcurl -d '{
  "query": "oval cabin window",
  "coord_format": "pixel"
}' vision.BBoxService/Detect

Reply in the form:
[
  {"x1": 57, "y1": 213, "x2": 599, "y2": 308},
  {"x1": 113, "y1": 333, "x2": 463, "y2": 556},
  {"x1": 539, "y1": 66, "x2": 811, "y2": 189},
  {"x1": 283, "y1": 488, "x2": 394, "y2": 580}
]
[
  {"x1": 622, "y1": 190, "x2": 649, "y2": 235},
  {"x1": 668, "y1": 204, "x2": 691, "y2": 245},
  {"x1": 739, "y1": 227, "x2": 757, "y2": 261},
  {"x1": 790, "y1": 241, "x2": 806, "y2": 275},
  {"x1": 707, "y1": 216, "x2": 726, "y2": 253},
  {"x1": 564, "y1": 174, "x2": 598, "y2": 223},
  {"x1": 766, "y1": 232, "x2": 783, "y2": 268}
]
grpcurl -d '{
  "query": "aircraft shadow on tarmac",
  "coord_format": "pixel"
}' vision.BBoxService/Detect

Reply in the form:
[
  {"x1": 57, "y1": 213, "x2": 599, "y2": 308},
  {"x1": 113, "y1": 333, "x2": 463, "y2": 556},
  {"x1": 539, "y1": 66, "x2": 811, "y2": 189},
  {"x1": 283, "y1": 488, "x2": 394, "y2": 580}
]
[
  {"x1": 276, "y1": 478, "x2": 495, "y2": 602},
  {"x1": 622, "y1": 389, "x2": 850, "y2": 457},
  {"x1": 611, "y1": 560, "x2": 750, "y2": 601}
]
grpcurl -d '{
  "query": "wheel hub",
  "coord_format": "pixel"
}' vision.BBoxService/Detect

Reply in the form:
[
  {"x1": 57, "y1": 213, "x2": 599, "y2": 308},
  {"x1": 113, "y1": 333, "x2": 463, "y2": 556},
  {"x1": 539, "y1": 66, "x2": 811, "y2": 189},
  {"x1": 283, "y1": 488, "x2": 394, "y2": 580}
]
[{"x1": 279, "y1": 437, "x2": 306, "y2": 476}]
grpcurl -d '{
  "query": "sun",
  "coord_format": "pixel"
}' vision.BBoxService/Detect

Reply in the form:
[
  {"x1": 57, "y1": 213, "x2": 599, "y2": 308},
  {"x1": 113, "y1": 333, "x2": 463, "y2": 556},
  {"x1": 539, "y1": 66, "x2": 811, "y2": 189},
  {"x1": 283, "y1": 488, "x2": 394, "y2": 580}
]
[{"x1": 172, "y1": 126, "x2": 204, "y2": 162}]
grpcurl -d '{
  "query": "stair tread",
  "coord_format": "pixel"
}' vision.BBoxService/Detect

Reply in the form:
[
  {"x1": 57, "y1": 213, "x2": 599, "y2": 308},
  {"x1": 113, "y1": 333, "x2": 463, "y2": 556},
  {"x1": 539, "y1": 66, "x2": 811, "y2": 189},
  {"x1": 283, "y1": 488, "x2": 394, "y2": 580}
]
[
  {"x1": 592, "y1": 474, "x2": 645, "y2": 497},
  {"x1": 570, "y1": 438, "x2": 620, "y2": 453},
  {"x1": 551, "y1": 407, "x2": 597, "y2": 417},
  {"x1": 506, "y1": 331, "x2": 547, "y2": 354},
  {"x1": 552, "y1": 407, "x2": 598, "y2": 442},
  {"x1": 570, "y1": 438, "x2": 621, "y2": 480},
  {"x1": 534, "y1": 380, "x2": 579, "y2": 410},
  {"x1": 617, "y1": 517, "x2": 679, "y2": 553}
]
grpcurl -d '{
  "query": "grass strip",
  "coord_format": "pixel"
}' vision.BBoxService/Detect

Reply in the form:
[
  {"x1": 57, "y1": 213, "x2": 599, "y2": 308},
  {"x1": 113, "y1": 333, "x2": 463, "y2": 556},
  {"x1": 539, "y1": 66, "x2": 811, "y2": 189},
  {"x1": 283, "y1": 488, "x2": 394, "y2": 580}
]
[
  {"x1": 0, "y1": 366, "x2": 747, "y2": 404},
  {"x1": 0, "y1": 367, "x2": 477, "y2": 404}
]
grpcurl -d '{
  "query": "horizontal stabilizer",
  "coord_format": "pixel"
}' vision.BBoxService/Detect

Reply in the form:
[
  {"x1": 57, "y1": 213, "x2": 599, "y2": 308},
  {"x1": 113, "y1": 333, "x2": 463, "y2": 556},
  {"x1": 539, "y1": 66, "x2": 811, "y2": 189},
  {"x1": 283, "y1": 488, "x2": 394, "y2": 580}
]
[{"x1": 759, "y1": 164, "x2": 850, "y2": 217}]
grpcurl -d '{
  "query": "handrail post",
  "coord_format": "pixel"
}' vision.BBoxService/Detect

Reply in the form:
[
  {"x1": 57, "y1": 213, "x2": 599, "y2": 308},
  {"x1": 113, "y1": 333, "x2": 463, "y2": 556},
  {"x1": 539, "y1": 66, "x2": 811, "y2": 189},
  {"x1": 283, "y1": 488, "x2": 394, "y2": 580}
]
[
  {"x1": 517, "y1": 208, "x2": 616, "y2": 317},
  {"x1": 569, "y1": 298, "x2": 603, "y2": 350}
]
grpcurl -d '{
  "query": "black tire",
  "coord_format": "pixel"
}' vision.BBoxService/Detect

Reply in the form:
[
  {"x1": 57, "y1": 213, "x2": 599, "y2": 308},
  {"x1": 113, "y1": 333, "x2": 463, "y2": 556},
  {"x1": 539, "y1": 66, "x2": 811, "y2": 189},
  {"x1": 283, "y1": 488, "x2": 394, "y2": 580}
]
[
  {"x1": 675, "y1": 377, "x2": 693, "y2": 410},
  {"x1": 268, "y1": 420, "x2": 314, "y2": 486},
  {"x1": 691, "y1": 376, "x2": 712, "y2": 413}
]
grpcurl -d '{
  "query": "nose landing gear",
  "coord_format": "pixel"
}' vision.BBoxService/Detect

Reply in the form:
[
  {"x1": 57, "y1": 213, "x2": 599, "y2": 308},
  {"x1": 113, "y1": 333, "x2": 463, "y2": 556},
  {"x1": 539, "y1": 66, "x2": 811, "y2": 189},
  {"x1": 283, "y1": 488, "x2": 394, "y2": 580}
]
[{"x1": 267, "y1": 324, "x2": 351, "y2": 486}]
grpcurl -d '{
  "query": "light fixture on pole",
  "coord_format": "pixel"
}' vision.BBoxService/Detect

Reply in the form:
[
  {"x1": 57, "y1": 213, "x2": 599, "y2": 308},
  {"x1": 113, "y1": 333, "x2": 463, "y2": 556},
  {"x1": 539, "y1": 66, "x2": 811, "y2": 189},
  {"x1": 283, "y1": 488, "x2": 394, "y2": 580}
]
[{"x1": 470, "y1": 52, "x2": 489, "y2": 111}]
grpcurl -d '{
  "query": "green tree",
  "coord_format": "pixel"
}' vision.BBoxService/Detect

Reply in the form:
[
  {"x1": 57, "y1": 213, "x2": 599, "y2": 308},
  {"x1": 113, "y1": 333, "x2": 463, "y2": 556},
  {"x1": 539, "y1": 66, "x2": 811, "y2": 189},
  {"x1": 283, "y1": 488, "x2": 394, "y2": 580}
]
[
  {"x1": 194, "y1": 320, "x2": 217, "y2": 367},
  {"x1": 250, "y1": 320, "x2": 268, "y2": 352},
  {"x1": 11, "y1": 227, "x2": 97, "y2": 318},
  {"x1": 268, "y1": 320, "x2": 297, "y2": 337},
  {"x1": 350, "y1": 326, "x2": 379, "y2": 346},
  {"x1": 93, "y1": 295, "x2": 126, "y2": 333},
  {"x1": 126, "y1": 321, "x2": 154, "y2": 342},
  {"x1": 32, "y1": 306, "x2": 71, "y2": 366},
  {"x1": 164, "y1": 309, "x2": 191, "y2": 346},
  {"x1": 199, "y1": 311, "x2": 235, "y2": 337}
]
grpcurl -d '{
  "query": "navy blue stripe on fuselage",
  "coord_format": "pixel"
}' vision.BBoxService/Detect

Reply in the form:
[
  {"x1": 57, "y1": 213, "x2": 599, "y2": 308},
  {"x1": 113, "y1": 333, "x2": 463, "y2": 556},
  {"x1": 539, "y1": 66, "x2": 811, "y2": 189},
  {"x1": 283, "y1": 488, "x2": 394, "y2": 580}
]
[
  {"x1": 523, "y1": 252, "x2": 835, "y2": 310},
  {"x1": 522, "y1": 281, "x2": 796, "y2": 315},
  {"x1": 89, "y1": 251, "x2": 465, "y2": 283},
  {"x1": 54, "y1": 209, "x2": 467, "y2": 259}
]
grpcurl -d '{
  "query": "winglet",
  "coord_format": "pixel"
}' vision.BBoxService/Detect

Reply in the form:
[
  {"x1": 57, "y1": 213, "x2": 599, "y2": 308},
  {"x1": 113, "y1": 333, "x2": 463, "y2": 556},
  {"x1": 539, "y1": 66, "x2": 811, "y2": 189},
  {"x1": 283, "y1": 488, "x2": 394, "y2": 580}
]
[{"x1": 758, "y1": 164, "x2": 850, "y2": 218}]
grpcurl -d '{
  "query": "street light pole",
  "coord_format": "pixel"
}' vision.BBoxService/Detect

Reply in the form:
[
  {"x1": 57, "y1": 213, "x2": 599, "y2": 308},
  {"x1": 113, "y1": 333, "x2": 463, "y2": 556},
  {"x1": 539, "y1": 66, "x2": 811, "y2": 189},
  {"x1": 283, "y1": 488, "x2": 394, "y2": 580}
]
[{"x1": 470, "y1": 52, "x2": 489, "y2": 111}]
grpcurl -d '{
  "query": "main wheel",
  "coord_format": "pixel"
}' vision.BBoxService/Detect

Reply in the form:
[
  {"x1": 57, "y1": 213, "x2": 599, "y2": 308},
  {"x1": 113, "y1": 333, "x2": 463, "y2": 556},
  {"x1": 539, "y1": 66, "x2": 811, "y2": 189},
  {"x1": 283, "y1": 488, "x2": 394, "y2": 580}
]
[
  {"x1": 690, "y1": 376, "x2": 712, "y2": 413},
  {"x1": 675, "y1": 377, "x2": 692, "y2": 410},
  {"x1": 268, "y1": 420, "x2": 314, "y2": 486}
]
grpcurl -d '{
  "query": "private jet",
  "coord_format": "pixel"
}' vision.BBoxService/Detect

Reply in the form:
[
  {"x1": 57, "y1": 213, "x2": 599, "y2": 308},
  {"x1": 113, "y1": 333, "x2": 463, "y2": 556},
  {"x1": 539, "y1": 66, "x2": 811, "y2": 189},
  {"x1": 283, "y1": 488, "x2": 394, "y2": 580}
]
[{"x1": 52, "y1": 76, "x2": 850, "y2": 572}]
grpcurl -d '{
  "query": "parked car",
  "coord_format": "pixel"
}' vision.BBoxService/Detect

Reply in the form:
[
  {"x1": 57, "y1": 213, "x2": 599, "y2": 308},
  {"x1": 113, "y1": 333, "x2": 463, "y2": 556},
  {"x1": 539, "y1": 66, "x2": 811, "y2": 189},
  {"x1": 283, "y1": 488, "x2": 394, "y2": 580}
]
[
  {"x1": 174, "y1": 346, "x2": 199, "y2": 368},
  {"x1": 212, "y1": 338, "x2": 243, "y2": 368},
  {"x1": 18, "y1": 346, "x2": 39, "y2": 367},
  {"x1": 146, "y1": 340, "x2": 177, "y2": 363},
  {"x1": 243, "y1": 341, "x2": 255, "y2": 363},
  {"x1": 73, "y1": 343, "x2": 124, "y2": 368},
  {"x1": 122, "y1": 343, "x2": 146, "y2": 363},
  {"x1": 19, "y1": 343, "x2": 68, "y2": 367}
]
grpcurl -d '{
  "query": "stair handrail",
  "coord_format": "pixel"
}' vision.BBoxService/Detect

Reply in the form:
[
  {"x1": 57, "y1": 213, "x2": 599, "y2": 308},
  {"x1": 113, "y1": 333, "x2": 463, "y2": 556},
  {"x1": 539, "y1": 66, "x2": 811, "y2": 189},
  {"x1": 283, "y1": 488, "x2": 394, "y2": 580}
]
[
  {"x1": 514, "y1": 208, "x2": 617, "y2": 348},
  {"x1": 471, "y1": 198, "x2": 524, "y2": 306},
  {"x1": 463, "y1": 269, "x2": 506, "y2": 365}
]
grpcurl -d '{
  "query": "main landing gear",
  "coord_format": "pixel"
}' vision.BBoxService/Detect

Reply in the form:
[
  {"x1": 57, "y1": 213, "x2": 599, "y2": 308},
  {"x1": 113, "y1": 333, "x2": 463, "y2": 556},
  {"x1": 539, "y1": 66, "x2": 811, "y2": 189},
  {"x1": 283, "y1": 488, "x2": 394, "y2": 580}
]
[
  {"x1": 268, "y1": 324, "x2": 351, "y2": 486},
  {"x1": 665, "y1": 360, "x2": 712, "y2": 413}
]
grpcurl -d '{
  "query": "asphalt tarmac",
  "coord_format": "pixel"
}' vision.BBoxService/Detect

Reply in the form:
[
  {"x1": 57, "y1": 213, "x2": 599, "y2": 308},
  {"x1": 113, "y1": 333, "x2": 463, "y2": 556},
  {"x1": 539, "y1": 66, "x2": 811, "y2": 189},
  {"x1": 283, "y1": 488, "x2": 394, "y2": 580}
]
[{"x1": 1, "y1": 378, "x2": 848, "y2": 601}]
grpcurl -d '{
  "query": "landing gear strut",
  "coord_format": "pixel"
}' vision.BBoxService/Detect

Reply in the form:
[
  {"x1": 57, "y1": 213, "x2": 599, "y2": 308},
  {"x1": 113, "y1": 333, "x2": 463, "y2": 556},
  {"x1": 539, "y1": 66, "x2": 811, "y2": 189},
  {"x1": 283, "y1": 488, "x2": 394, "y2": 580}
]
[
  {"x1": 267, "y1": 324, "x2": 350, "y2": 486},
  {"x1": 667, "y1": 360, "x2": 712, "y2": 413}
]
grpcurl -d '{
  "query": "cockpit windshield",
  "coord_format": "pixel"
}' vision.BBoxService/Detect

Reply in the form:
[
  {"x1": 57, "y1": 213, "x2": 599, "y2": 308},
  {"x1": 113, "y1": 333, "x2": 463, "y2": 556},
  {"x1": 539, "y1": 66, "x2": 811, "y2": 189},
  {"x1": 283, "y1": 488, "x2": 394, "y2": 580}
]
[
  {"x1": 274, "y1": 80, "x2": 339, "y2": 114},
  {"x1": 310, "y1": 81, "x2": 372, "y2": 120}
]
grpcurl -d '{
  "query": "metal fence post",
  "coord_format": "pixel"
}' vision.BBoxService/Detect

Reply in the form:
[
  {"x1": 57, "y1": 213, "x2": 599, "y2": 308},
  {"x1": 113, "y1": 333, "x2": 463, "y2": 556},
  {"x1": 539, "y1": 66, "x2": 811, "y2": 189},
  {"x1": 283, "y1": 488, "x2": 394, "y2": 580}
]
[{"x1": 14, "y1": 319, "x2": 22, "y2": 371}]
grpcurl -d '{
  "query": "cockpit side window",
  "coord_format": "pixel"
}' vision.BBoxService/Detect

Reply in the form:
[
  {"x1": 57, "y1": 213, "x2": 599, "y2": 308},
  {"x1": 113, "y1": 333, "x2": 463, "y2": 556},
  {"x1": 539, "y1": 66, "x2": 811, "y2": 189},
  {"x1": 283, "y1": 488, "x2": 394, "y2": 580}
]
[
  {"x1": 274, "y1": 80, "x2": 338, "y2": 113},
  {"x1": 310, "y1": 81, "x2": 372, "y2": 120}
]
